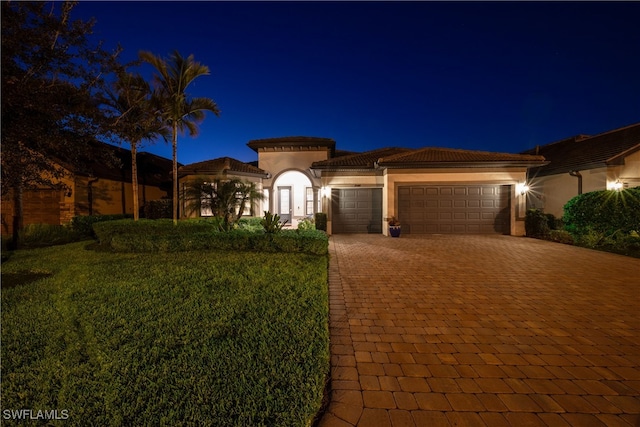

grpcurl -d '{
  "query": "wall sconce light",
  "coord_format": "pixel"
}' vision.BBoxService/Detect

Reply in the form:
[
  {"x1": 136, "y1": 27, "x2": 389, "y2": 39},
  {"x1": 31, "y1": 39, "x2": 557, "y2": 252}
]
[
  {"x1": 321, "y1": 186, "x2": 330, "y2": 197},
  {"x1": 611, "y1": 180, "x2": 623, "y2": 191},
  {"x1": 516, "y1": 183, "x2": 530, "y2": 195}
]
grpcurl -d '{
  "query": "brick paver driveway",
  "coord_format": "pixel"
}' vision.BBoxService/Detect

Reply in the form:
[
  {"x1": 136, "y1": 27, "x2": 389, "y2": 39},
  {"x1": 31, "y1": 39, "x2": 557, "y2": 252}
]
[{"x1": 318, "y1": 234, "x2": 640, "y2": 427}]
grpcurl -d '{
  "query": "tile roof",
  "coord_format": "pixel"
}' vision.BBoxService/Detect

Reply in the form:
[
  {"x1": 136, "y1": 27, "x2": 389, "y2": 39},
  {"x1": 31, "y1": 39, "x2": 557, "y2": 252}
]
[
  {"x1": 522, "y1": 122, "x2": 640, "y2": 176},
  {"x1": 179, "y1": 157, "x2": 268, "y2": 177},
  {"x1": 312, "y1": 146, "x2": 545, "y2": 170},
  {"x1": 247, "y1": 136, "x2": 336, "y2": 152},
  {"x1": 380, "y1": 147, "x2": 546, "y2": 166},
  {"x1": 311, "y1": 147, "x2": 412, "y2": 169},
  {"x1": 60, "y1": 141, "x2": 174, "y2": 186}
]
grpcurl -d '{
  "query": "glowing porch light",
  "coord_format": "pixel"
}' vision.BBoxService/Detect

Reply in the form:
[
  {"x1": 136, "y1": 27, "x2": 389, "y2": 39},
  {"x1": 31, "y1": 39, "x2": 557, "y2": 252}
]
[
  {"x1": 610, "y1": 180, "x2": 623, "y2": 191},
  {"x1": 516, "y1": 182, "x2": 530, "y2": 195}
]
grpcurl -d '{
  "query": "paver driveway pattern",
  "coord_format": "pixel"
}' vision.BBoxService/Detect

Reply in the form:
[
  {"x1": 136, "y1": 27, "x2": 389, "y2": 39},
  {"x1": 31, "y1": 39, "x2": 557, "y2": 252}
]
[{"x1": 318, "y1": 234, "x2": 640, "y2": 427}]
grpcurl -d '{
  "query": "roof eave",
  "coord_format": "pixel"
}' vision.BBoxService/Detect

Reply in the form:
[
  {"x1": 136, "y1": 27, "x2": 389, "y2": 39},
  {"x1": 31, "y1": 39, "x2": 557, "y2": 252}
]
[{"x1": 379, "y1": 161, "x2": 549, "y2": 169}]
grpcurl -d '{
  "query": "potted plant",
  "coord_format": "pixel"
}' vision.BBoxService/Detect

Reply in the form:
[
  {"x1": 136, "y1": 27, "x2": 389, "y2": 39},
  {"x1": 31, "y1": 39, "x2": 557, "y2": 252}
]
[{"x1": 388, "y1": 216, "x2": 401, "y2": 237}]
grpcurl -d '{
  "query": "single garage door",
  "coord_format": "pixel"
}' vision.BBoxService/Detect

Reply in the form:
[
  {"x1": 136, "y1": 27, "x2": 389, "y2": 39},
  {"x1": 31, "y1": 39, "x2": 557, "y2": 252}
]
[
  {"x1": 398, "y1": 185, "x2": 510, "y2": 234},
  {"x1": 332, "y1": 188, "x2": 382, "y2": 233}
]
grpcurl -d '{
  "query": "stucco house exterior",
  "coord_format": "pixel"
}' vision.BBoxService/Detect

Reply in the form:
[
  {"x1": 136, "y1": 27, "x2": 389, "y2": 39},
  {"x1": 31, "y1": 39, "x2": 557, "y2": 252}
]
[
  {"x1": 179, "y1": 136, "x2": 547, "y2": 236},
  {"x1": 523, "y1": 122, "x2": 640, "y2": 218},
  {"x1": 1, "y1": 142, "x2": 173, "y2": 236}
]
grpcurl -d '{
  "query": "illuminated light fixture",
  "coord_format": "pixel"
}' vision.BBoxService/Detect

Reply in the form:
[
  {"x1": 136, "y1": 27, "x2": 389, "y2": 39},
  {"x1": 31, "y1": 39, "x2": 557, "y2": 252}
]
[
  {"x1": 611, "y1": 180, "x2": 623, "y2": 191},
  {"x1": 516, "y1": 182, "x2": 530, "y2": 195},
  {"x1": 321, "y1": 186, "x2": 330, "y2": 197}
]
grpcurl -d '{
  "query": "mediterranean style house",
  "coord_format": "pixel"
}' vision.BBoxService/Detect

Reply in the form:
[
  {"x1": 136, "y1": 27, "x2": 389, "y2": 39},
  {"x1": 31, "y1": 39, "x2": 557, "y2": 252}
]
[
  {"x1": 522, "y1": 122, "x2": 640, "y2": 218},
  {"x1": 1, "y1": 142, "x2": 173, "y2": 236},
  {"x1": 178, "y1": 136, "x2": 547, "y2": 236}
]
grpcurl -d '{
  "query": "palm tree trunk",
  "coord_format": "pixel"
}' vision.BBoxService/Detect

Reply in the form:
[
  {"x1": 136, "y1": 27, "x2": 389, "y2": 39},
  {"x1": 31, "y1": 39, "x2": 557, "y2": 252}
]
[
  {"x1": 172, "y1": 122, "x2": 178, "y2": 225},
  {"x1": 131, "y1": 142, "x2": 139, "y2": 221},
  {"x1": 11, "y1": 184, "x2": 23, "y2": 250}
]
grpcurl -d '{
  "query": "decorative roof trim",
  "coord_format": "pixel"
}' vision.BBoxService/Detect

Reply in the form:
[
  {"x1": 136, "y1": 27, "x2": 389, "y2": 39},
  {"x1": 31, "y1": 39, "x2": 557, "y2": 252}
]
[{"x1": 247, "y1": 136, "x2": 336, "y2": 153}]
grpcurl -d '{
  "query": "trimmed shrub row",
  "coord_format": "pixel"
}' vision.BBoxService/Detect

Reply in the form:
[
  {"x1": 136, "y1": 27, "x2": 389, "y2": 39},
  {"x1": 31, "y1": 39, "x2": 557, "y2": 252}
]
[
  {"x1": 71, "y1": 213, "x2": 133, "y2": 237},
  {"x1": 93, "y1": 219, "x2": 328, "y2": 255}
]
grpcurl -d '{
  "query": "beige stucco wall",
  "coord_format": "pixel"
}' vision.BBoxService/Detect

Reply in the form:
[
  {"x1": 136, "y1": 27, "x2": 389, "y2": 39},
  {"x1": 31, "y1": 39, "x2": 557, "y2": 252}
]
[
  {"x1": 258, "y1": 150, "x2": 328, "y2": 188},
  {"x1": 73, "y1": 176, "x2": 168, "y2": 216},
  {"x1": 609, "y1": 150, "x2": 640, "y2": 189},
  {"x1": 257, "y1": 150, "x2": 329, "y2": 226},
  {"x1": 529, "y1": 151, "x2": 640, "y2": 218}
]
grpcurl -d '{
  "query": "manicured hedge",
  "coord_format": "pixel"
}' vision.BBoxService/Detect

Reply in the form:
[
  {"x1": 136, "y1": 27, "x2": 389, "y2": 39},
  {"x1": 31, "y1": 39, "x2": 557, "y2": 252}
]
[
  {"x1": 71, "y1": 214, "x2": 133, "y2": 237},
  {"x1": 92, "y1": 219, "x2": 329, "y2": 255}
]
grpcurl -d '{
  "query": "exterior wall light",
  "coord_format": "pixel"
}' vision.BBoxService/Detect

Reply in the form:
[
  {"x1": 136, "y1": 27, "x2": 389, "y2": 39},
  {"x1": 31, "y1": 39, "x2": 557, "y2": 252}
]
[
  {"x1": 610, "y1": 180, "x2": 623, "y2": 191},
  {"x1": 516, "y1": 183, "x2": 530, "y2": 195},
  {"x1": 321, "y1": 186, "x2": 330, "y2": 197}
]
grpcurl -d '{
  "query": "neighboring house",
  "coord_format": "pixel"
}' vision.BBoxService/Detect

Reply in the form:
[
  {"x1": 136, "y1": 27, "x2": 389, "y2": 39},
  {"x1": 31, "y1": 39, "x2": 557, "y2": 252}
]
[
  {"x1": 1, "y1": 142, "x2": 173, "y2": 236},
  {"x1": 179, "y1": 136, "x2": 546, "y2": 236},
  {"x1": 522, "y1": 122, "x2": 640, "y2": 218}
]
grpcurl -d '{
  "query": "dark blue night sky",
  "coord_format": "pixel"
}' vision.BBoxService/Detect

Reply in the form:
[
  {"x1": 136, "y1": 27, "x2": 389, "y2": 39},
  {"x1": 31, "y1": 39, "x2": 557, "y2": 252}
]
[{"x1": 74, "y1": 1, "x2": 640, "y2": 165}]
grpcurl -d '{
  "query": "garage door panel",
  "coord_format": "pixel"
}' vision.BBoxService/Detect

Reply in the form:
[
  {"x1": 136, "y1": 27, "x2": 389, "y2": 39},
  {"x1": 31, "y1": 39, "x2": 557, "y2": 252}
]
[
  {"x1": 398, "y1": 185, "x2": 510, "y2": 234},
  {"x1": 333, "y1": 188, "x2": 382, "y2": 234}
]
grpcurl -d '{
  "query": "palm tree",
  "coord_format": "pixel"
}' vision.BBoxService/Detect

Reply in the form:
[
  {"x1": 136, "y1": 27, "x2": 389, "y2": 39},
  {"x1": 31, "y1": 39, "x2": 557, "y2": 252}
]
[
  {"x1": 139, "y1": 50, "x2": 220, "y2": 224},
  {"x1": 183, "y1": 176, "x2": 264, "y2": 229},
  {"x1": 107, "y1": 71, "x2": 168, "y2": 220}
]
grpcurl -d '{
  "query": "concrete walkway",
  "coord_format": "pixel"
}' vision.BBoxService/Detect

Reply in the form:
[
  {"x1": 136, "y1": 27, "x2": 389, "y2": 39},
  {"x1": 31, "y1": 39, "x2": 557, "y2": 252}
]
[{"x1": 318, "y1": 234, "x2": 640, "y2": 427}]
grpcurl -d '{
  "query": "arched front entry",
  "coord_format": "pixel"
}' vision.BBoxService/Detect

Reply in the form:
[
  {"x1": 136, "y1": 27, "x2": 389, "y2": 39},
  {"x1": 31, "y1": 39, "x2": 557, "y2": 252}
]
[{"x1": 270, "y1": 170, "x2": 317, "y2": 227}]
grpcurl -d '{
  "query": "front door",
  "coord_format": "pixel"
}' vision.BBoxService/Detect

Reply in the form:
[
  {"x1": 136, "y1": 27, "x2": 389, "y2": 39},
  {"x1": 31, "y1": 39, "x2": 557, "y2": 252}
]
[{"x1": 278, "y1": 186, "x2": 292, "y2": 224}]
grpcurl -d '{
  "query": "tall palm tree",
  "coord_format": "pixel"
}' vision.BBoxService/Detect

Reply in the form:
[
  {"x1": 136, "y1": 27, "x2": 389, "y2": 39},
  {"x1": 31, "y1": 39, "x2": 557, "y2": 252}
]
[
  {"x1": 108, "y1": 71, "x2": 168, "y2": 220},
  {"x1": 139, "y1": 50, "x2": 220, "y2": 224}
]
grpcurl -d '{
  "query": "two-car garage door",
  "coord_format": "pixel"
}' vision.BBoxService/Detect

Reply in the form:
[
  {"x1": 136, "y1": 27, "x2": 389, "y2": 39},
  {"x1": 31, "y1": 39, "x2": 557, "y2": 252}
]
[
  {"x1": 398, "y1": 185, "x2": 510, "y2": 234},
  {"x1": 331, "y1": 185, "x2": 510, "y2": 234}
]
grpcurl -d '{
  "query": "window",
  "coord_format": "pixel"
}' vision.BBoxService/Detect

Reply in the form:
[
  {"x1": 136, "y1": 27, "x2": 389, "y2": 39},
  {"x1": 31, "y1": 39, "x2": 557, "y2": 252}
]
[
  {"x1": 200, "y1": 181, "x2": 214, "y2": 217},
  {"x1": 305, "y1": 187, "x2": 314, "y2": 215}
]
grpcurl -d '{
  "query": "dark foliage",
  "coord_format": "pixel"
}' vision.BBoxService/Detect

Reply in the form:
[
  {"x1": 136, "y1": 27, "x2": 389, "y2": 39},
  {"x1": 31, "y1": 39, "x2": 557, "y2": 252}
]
[
  {"x1": 525, "y1": 209, "x2": 551, "y2": 238},
  {"x1": 71, "y1": 214, "x2": 133, "y2": 237},
  {"x1": 143, "y1": 199, "x2": 172, "y2": 219},
  {"x1": 314, "y1": 212, "x2": 328, "y2": 232},
  {"x1": 1, "y1": 1, "x2": 122, "y2": 245},
  {"x1": 563, "y1": 187, "x2": 640, "y2": 237}
]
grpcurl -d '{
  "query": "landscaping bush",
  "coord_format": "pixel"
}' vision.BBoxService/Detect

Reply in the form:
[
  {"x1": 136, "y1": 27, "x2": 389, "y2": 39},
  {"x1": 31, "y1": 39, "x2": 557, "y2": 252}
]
[
  {"x1": 525, "y1": 208, "x2": 550, "y2": 238},
  {"x1": 314, "y1": 212, "x2": 327, "y2": 232},
  {"x1": 548, "y1": 229, "x2": 574, "y2": 245},
  {"x1": 71, "y1": 214, "x2": 133, "y2": 237},
  {"x1": 15, "y1": 223, "x2": 84, "y2": 248},
  {"x1": 142, "y1": 199, "x2": 172, "y2": 219},
  {"x1": 93, "y1": 219, "x2": 329, "y2": 255},
  {"x1": 297, "y1": 216, "x2": 315, "y2": 230},
  {"x1": 237, "y1": 216, "x2": 263, "y2": 232},
  {"x1": 1, "y1": 243, "x2": 329, "y2": 426},
  {"x1": 563, "y1": 187, "x2": 640, "y2": 237}
]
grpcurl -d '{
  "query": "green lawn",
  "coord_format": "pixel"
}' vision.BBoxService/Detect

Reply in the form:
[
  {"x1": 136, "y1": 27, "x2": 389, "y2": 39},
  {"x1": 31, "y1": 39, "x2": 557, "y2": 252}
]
[{"x1": 1, "y1": 242, "x2": 329, "y2": 426}]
